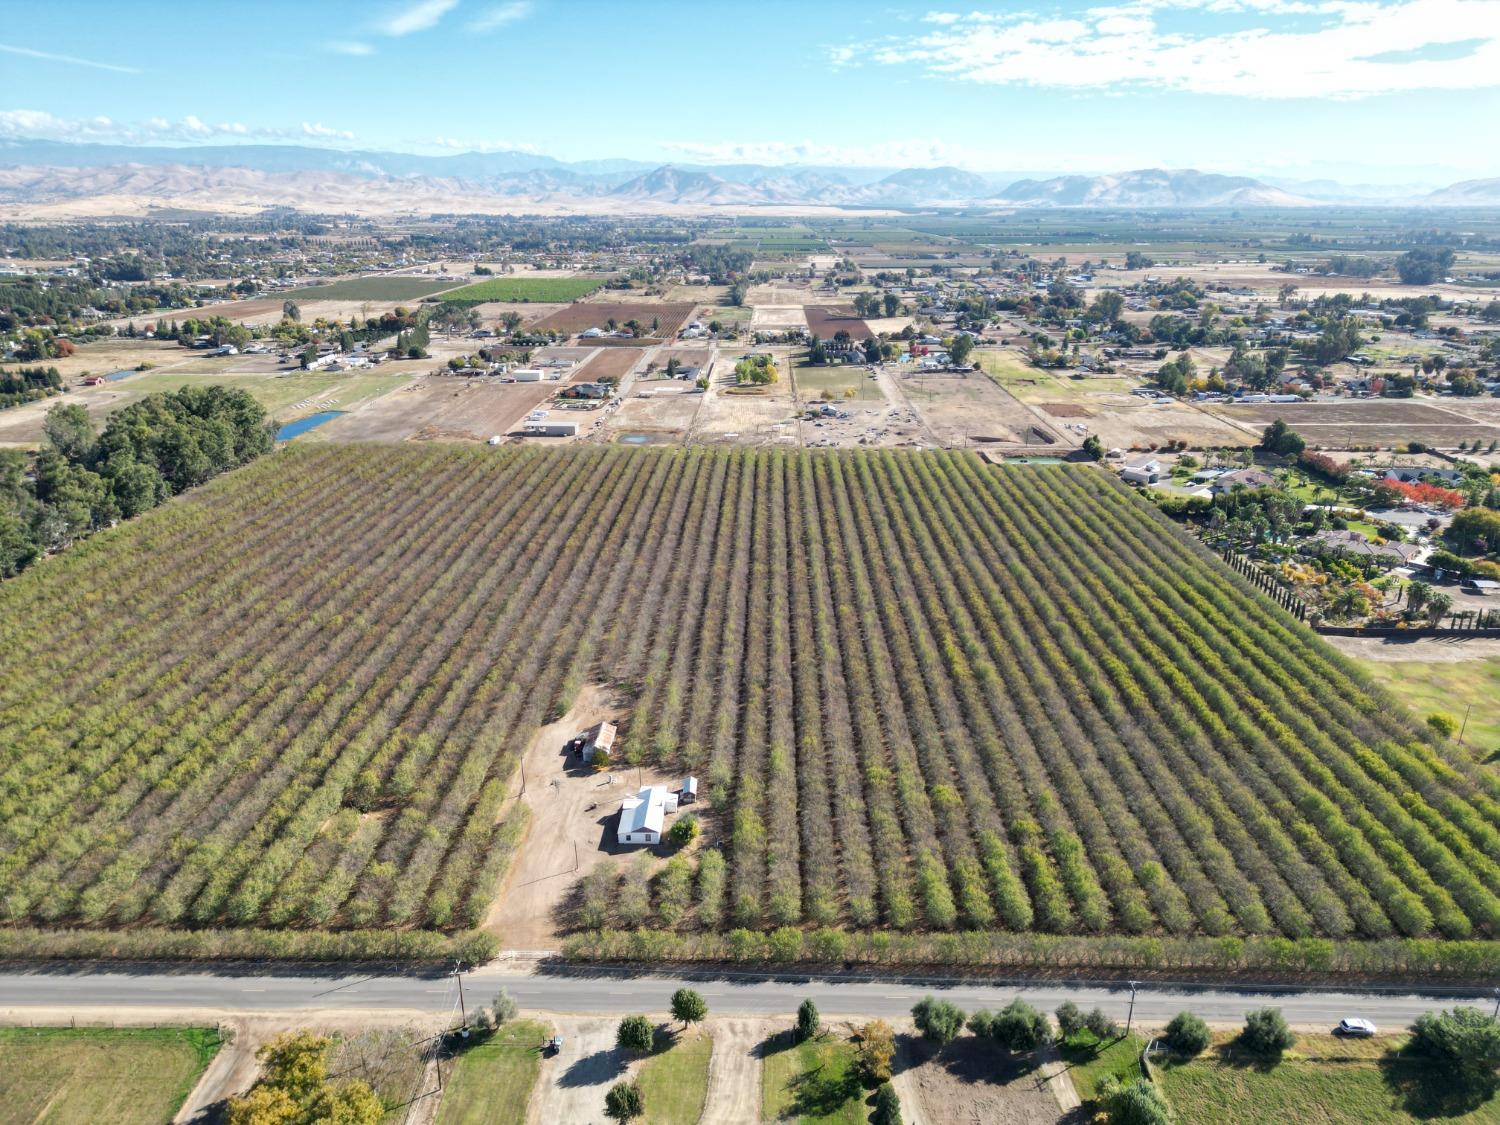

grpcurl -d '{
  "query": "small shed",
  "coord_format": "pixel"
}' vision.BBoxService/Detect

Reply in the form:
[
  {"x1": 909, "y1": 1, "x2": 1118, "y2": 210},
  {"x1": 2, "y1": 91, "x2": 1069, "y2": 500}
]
[
  {"x1": 680, "y1": 776, "x2": 699, "y2": 804},
  {"x1": 580, "y1": 721, "x2": 616, "y2": 763}
]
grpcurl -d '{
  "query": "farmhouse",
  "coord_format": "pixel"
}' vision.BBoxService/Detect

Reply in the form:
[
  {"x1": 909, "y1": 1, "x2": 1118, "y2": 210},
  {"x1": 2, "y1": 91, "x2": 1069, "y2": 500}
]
[
  {"x1": 1212, "y1": 468, "x2": 1279, "y2": 494},
  {"x1": 617, "y1": 785, "x2": 677, "y2": 846},
  {"x1": 1305, "y1": 529, "x2": 1421, "y2": 565}
]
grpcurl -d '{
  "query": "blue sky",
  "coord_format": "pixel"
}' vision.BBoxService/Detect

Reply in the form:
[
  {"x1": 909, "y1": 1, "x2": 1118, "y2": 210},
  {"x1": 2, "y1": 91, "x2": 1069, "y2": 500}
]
[{"x1": 2, "y1": 0, "x2": 1498, "y2": 184}]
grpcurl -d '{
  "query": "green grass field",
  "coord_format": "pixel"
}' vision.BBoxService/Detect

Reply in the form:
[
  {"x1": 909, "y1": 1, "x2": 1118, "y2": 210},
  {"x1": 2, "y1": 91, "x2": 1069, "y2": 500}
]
[
  {"x1": 437, "y1": 278, "x2": 605, "y2": 303},
  {"x1": 760, "y1": 1032, "x2": 867, "y2": 1123},
  {"x1": 434, "y1": 1020, "x2": 549, "y2": 1125},
  {"x1": 1154, "y1": 1050, "x2": 1500, "y2": 1123},
  {"x1": 0, "y1": 1027, "x2": 220, "y2": 1125},
  {"x1": 118, "y1": 370, "x2": 411, "y2": 419},
  {"x1": 794, "y1": 363, "x2": 884, "y2": 402},
  {"x1": 637, "y1": 1029, "x2": 713, "y2": 1125},
  {"x1": 1062, "y1": 1032, "x2": 1145, "y2": 1104},
  {"x1": 1363, "y1": 657, "x2": 1500, "y2": 757},
  {"x1": 279, "y1": 277, "x2": 463, "y2": 302}
]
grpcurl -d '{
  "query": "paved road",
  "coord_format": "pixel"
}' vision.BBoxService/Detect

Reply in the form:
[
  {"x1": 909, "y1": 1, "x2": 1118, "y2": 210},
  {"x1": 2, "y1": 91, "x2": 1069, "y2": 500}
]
[{"x1": 1, "y1": 964, "x2": 1495, "y2": 1030}]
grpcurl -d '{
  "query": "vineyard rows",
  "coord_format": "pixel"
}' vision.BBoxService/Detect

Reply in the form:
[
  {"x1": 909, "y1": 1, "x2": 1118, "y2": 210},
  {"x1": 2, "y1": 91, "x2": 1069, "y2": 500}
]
[{"x1": 1, "y1": 446, "x2": 1497, "y2": 950}]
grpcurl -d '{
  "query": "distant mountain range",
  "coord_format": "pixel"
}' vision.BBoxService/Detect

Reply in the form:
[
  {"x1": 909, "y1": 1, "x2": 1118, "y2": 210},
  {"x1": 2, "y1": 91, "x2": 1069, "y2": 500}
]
[{"x1": 0, "y1": 140, "x2": 1494, "y2": 215}]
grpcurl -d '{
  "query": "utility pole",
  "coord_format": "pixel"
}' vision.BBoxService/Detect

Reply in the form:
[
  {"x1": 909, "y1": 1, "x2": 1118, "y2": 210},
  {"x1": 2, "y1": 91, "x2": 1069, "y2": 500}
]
[
  {"x1": 1492, "y1": 988, "x2": 1499, "y2": 1021},
  {"x1": 1460, "y1": 703, "x2": 1473, "y2": 746},
  {"x1": 519, "y1": 760, "x2": 526, "y2": 797},
  {"x1": 1126, "y1": 981, "x2": 1140, "y2": 1038},
  {"x1": 454, "y1": 960, "x2": 469, "y2": 1035}
]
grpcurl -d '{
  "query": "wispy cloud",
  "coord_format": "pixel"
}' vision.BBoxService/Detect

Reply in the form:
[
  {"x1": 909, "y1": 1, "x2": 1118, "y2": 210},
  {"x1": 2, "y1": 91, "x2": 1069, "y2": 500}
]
[
  {"x1": 428, "y1": 134, "x2": 541, "y2": 153},
  {"x1": 0, "y1": 42, "x2": 141, "y2": 75},
  {"x1": 0, "y1": 109, "x2": 356, "y2": 145},
  {"x1": 468, "y1": 1, "x2": 534, "y2": 32},
  {"x1": 378, "y1": 0, "x2": 460, "y2": 36},
  {"x1": 837, "y1": 0, "x2": 1500, "y2": 99},
  {"x1": 326, "y1": 40, "x2": 375, "y2": 56}
]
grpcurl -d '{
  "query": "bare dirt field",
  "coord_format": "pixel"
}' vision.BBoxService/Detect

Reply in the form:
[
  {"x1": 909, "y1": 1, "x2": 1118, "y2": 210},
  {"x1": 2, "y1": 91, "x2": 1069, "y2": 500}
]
[
  {"x1": 1322, "y1": 635, "x2": 1500, "y2": 663},
  {"x1": 903, "y1": 370, "x2": 1065, "y2": 447},
  {"x1": 532, "y1": 302, "x2": 694, "y2": 339},
  {"x1": 575, "y1": 347, "x2": 646, "y2": 383},
  {"x1": 472, "y1": 300, "x2": 567, "y2": 327},
  {"x1": 896, "y1": 1033, "x2": 1068, "y2": 1125},
  {"x1": 749, "y1": 304, "x2": 809, "y2": 330},
  {"x1": 312, "y1": 378, "x2": 552, "y2": 443},
  {"x1": 486, "y1": 685, "x2": 680, "y2": 950},
  {"x1": 1087, "y1": 397, "x2": 1254, "y2": 450},
  {"x1": 804, "y1": 305, "x2": 874, "y2": 341},
  {"x1": 1210, "y1": 400, "x2": 1500, "y2": 448},
  {"x1": 696, "y1": 351, "x2": 799, "y2": 444},
  {"x1": 525, "y1": 1017, "x2": 631, "y2": 1125},
  {"x1": 608, "y1": 388, "x2": 702, "y2": 440}
]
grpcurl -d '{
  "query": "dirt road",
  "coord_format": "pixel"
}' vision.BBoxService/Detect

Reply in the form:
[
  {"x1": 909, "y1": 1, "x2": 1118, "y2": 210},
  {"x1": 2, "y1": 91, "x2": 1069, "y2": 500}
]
[
  {"x1": 700, "y1": 1018, "x2": 768, "y2": 1124},
  {"x1": 525, "y1": 1016, "x2": 628, "y2": 1125}
]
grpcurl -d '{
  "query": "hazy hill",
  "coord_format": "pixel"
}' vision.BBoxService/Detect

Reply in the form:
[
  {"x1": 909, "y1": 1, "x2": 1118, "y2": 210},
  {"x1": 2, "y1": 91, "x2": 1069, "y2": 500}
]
[{"x1": 996, "y1": 168, "x2": 1313, "y2": 207}]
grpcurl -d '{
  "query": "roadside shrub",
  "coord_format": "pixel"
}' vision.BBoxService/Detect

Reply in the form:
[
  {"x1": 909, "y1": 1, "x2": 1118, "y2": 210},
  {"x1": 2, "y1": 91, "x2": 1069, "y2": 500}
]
[
  {"x1": 912, "y1": 996, "x2": 965, "y2": 1047},
  {"x1": 796, "y1": 999, "x2": 819, "y2": 1042},
  {"x1": 1163, "y1": 1011, "x2": 1210, "y2": 1056},
  {"x1": 989, "y1": 998, "x2": 1052, "y2": 1051},
  {"x1": 1099, "y1": 1076, "x2": 1173, "y2": 1125},
  {"x1": 670, "y1": 987, "x2": 707, "y2": 1027},
  {"x1": 1427, "y1": 713, "x2": 1459, "y2": 739},
  {"x1": 1408, "y1": 1007, "x2": 1500, "y2": 1079},
  {"x1": 1085, "y1": 1007, "x2": 1121, "y2": 1041},
  {"x1": 1055, "y1": 1001, "x2": 1085, "y2": 1038},
  {"x1": 616, "y1": 1014, "x2": 654, "y2": 1054},
  {"x1": 1239, "y1": 1008, "x2": 1295, "y2": 1057},
  {"x1": 668, "y1": 815, "x2": 700, "y2": 848}
]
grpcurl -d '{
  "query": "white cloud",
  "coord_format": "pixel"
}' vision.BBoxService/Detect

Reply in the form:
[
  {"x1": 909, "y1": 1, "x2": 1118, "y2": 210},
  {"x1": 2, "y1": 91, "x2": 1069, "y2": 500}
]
[
  {"x1": 377, "y1": 0, "x2": 460, "y2": 36},
  {"x1": 658, "y1": 138, "x2": 970, "y2": 167},
  {"x1": 304, "y1": 122, "x2": 357, "y2": 140},
  {"x1": 0, "y1": 109, "x2": 357, "y2": 146},
  {"x1": 845, "y1": 0, "x2": 1500, "y2": 98},
  {"x1": 468, "y1": 1, "x2": 534, "y2": 31},
  {"x1": 326, "y1": 40, "x2": 375, "y2": 56},
  {"x1": 0, "y1": 42, "x2": 141, "y2": 75}
]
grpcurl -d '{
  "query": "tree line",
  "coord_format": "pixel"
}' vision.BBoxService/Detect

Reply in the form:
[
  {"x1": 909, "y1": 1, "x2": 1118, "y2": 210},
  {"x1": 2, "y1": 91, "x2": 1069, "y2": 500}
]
[{"x1": 0, "y1": 387, "x2": 272, "y2": 578}]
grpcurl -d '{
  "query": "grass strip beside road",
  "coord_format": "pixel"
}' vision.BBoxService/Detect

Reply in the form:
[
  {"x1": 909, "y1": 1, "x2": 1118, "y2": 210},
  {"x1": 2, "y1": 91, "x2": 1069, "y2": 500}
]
[
  {"x1": 760, "y1": 1031, "x2": 868, "y2": 1123},
  {"x1": 637, "y1": 1027, "x2": 714, "y2": 1125},
  {"x1": 0, "y1": 1026, "x2": 220, "y2": 1125},
  {"x1": 435, "y1": 1019, "x2": 550, "y2": 1125}
]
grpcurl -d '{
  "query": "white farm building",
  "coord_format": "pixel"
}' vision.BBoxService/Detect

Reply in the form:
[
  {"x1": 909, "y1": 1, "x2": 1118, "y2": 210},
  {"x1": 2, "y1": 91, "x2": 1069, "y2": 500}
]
[{"x1": 617, "y1": 785, "x2": 678, "y2": 846}]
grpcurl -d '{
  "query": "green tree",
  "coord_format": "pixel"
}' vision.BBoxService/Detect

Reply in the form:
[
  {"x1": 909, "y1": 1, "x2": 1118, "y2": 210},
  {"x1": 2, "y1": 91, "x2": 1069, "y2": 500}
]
[
  {"x1": 1258, "y1": 418, "x2": 1305, "y2": 457},
  {"x1": 1408, "y1": 1007, "x2": 1500, "y2": 1080},
  {"x1": 871, "y1": 1082, "x2": 903, "y2": 1125},
  {"x1": 1427, "y1": 712, "x2": 1458, "y2": 738},
  {"x1": 1082, "y1": 434, "x2": 1103, "y2": 461},
  {"x1": 1055, "y1": 1001, "x2": 1085, "y2": 1038},
  {"x1": 912, "y1": 996, "x2": 965, "y2": 1048},
  {"x1": 1084, "y1": 1007, "x2": 1121, "y2": 1041},
  {"x1": 989, "y1": 998, "x2": 1051, "y2": 1051},
  {"x1": 1239, "y1": 1008, "x2": 1295, "y2": 1058},
  {"x1": 671, "y1": 988, "x2": 707, "y2": 1028},
  {"x1": 1163, "y1": 1011, "x2": 1210, "y2": 1056},
  {"x1": 604, "y1": 1081, "x2": 645, "y2": 1122},
  {"x1": 948, "y1": 334, "x2": 975, "y2": 367},
  {"x1": 616, "y1": 1014, "x2": 654, "y2": 1054},
  {"x1": 1090, "y1": 290, "x2": 1125, "y2": 325},
  {"x1": 42, "y1": 402, "x2": 96, "y2": 464},
  {"x1": 668, "y1": 815, "x2": 700, "y2": 848},
  {"x1": 796, "y1": 998, "x2": 820, "y2": 1042}
]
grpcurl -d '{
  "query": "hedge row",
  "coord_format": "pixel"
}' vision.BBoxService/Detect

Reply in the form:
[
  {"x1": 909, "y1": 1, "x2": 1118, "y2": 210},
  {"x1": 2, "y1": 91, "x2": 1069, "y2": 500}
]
[
  {"x1": 0, "y1": 927, "x2": 498, "y2": 964},
  {"x1": 560, "y1": 928, "x2": 1500, "y2": 980}
]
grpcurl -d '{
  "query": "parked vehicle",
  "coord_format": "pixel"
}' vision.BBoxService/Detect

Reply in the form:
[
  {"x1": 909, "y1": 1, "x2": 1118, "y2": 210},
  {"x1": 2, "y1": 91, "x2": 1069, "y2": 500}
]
[{"x1": 1335, "y1": 1017, "x2": 1377, "y2": 1037}]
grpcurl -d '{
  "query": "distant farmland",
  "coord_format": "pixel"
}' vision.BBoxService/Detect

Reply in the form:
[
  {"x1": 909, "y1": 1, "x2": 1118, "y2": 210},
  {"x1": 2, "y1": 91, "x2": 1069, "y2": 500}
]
[
  {"x1": 278, "y1": 277, "x2": 463, "y2": 301},
  {"x1": 1, "y1": 447, "x2": 1497, "y2": 973},
  {"x1": 439, "y1": 277, "x2": 608, "y2": 303}
]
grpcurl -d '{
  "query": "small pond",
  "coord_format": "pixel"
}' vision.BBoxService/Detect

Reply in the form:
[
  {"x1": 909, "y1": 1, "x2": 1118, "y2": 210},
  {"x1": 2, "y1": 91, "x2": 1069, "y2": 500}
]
[{"x1": 275, "y1": 410, "x2": 346, "y2": 441}]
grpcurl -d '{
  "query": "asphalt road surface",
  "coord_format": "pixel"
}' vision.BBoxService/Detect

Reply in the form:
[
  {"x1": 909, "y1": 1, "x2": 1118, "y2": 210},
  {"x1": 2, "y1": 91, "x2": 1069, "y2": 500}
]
[{"x1": 1, "y1": 964, "x2": 1495, "y2": 1030}]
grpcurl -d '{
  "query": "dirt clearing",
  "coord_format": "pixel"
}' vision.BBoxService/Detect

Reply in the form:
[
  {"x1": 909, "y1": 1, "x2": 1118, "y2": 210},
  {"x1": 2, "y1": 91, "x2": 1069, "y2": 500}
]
[{"x1": 896, "y1": 1033, "x2": 1067, "y2": 1124}]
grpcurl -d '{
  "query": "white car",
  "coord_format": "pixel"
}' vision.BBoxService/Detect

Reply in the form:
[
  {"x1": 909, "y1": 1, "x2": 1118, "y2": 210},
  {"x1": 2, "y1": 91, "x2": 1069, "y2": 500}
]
[{"x1": 1336, "y1": 1017, "x2": 1377, "y2": 1037}]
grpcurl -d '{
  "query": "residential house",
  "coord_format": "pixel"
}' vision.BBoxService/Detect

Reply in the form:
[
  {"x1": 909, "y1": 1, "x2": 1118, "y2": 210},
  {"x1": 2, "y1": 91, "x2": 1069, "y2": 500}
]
[
  {"x1": 617, "y1": 785, "x2": 678, "y2": 846},
  {"x1": 1212, "y1": 468, "x2": 1279, "y2": 494},
  {"x1": 1120, "y1": 459, "x2": 1164, "y2": 485}
]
